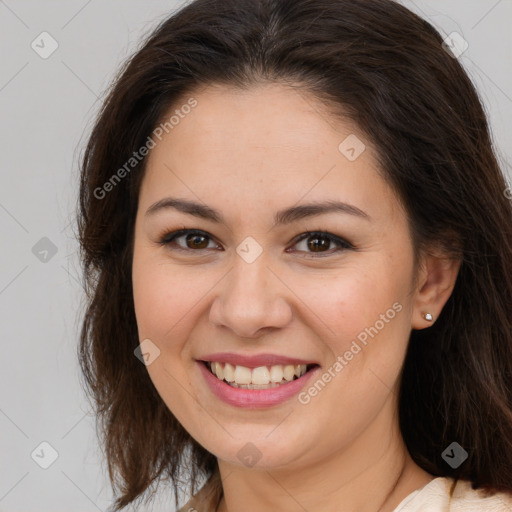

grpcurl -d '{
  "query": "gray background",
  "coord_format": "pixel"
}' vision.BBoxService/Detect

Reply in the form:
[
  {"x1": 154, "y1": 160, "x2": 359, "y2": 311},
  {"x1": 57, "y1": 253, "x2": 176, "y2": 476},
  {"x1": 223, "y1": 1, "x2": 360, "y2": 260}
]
[{"x1": 1, "y1": 1, "x2": 511, "y2": 511}]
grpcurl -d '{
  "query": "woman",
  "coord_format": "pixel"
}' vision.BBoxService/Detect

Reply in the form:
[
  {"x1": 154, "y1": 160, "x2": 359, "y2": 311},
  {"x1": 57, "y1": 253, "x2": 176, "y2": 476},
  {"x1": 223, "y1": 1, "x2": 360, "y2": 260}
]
[{"x1": 77, "y1": 0, "x2": 512, "y2": 511}]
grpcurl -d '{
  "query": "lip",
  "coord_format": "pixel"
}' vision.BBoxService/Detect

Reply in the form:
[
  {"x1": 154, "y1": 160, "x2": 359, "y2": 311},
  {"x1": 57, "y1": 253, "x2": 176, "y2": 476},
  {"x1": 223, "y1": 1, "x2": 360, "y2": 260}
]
[
  {"x1": 197, "y1": 360, "x2": 321, "y2": 409},
  {"x1": 197, "y1": 352, "x2": 318, "y2": 368}
]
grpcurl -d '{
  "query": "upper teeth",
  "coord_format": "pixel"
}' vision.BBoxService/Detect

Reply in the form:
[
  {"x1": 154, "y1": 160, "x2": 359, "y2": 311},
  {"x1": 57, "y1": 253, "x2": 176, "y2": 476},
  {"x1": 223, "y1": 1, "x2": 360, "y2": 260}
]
[{"x1": 208, "y1": 362, "x2": 308, "y2": 385}]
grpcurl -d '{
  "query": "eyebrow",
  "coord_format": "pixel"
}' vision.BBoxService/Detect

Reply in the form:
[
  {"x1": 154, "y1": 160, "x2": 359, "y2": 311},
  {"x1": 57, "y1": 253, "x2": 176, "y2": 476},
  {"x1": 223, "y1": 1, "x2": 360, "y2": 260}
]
[{"x1": 145, "y1": 197, "x2": 371, "y2": 226}]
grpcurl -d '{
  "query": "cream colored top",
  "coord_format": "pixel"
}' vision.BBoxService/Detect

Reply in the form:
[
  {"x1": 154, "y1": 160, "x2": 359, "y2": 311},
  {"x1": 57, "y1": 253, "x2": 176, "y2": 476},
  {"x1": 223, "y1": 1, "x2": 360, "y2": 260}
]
[
  {"x1": 177, "y1": 471, "x2": 512, "y2": 512},
  {"x1": 394, "y1": 477, "x2": 512, "y2": 511}
]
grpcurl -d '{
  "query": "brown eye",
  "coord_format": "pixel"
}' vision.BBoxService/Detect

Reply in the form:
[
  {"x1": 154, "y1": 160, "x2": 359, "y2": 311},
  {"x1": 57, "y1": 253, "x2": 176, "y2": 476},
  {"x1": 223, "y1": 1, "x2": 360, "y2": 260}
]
[
  {"x1": 306, "y1": 234, "x2": 331, "y2": 252},
  {"x1": 184, "y1": 233, "x2": 209, "y2": 249},
  {"x1": 160, "y1": 229, "x2": 219, "y2": 251},
  {"x1": 289, "y1": 231, "x2": 353, "y2": 257}
]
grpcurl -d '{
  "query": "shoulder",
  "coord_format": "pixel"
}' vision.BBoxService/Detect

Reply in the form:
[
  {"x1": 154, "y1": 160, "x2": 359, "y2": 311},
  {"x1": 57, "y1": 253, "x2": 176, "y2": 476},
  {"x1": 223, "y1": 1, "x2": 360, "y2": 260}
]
[
  {"x1": 451, "y1": 479, "x2": 512, "y2": 512},
  {"x1": 394, "y1": 476, "x2": 512, "y2": 512}
]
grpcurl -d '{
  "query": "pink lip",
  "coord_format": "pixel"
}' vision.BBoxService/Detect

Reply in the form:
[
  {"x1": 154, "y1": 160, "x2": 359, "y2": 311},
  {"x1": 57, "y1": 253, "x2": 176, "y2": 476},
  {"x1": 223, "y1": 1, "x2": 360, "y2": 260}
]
[
  {"x1": 197, "y1": 360, "x2": 321, "y2": 409},
  {"x1": 197, "y1": 352, "x2": 318, "y2": 368}
]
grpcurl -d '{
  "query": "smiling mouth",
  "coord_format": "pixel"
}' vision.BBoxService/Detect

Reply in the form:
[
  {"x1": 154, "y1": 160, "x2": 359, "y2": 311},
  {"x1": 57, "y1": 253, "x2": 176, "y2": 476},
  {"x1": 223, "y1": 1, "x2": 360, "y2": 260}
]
[{"x1": 202, "y1": 361, "x2": 319, "y2": 389}]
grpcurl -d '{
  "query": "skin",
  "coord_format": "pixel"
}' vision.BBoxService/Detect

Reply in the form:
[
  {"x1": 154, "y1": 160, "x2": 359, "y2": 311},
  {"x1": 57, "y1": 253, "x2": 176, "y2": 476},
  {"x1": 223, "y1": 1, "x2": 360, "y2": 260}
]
[{"x1": 132, "y1": 82, "x2": 461, "y2": 512}]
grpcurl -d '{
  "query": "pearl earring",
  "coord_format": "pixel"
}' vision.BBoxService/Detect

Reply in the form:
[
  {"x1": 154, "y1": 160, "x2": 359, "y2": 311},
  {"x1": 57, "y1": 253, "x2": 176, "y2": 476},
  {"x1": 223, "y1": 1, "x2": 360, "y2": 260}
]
[{"x1": 423, "y1": 312, "x2": 434, "y2": 322}]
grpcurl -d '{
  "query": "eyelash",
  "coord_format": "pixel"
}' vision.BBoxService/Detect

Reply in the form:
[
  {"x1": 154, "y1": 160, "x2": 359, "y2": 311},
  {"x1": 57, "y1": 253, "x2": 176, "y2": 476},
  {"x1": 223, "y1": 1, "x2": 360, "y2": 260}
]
[{"x1": 158, "y1": 228, "x2": 354, "y2": 257}]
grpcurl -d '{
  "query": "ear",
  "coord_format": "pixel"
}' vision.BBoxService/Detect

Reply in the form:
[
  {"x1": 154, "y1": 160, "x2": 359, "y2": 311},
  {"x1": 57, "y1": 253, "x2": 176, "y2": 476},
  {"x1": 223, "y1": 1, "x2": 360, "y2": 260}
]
[{"x1": 411, "y1": 249, "x2": 462, "y2": 329}]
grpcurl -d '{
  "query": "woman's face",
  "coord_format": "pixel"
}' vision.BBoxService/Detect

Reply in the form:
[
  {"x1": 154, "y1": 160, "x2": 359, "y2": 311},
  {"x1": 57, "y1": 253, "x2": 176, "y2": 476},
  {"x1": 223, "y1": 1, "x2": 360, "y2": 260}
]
[{"x1": 132, "y1": 82, "x2": 422, "y2": 470}]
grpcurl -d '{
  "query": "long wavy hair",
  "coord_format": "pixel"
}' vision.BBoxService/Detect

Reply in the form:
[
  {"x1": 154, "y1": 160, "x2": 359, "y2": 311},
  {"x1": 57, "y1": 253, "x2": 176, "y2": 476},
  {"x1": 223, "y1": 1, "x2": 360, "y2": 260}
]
[{"x1": 77, "y1": 0, "x2": 512, "y2": 509}]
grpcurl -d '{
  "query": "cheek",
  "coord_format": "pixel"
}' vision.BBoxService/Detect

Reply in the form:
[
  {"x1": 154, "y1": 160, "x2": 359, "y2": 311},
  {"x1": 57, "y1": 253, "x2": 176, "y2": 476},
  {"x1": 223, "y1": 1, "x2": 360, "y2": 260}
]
[
  {"x1": 132, "y1": 264, "x2": 171, "y2": 340},
  {"x1": 132, "y1": 251, "x2": 204, "y2": 343},
  {"x1": 291, "y1": 271, "x2": 410, "y2": 435},
  {"x1": 132, "y1": 252, "x2": 205, "y2": 421},
  {"x1": 297, "y1": 264, "x2": 407, "y2": 343},
  {"x1": 298, "y1": 258, "x2": 412, "y2": 395}
]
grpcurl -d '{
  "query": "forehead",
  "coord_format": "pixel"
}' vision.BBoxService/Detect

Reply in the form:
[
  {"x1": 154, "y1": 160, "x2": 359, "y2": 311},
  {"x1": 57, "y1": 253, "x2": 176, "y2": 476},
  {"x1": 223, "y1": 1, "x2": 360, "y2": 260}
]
[
  {"x1": 140, "y1": 82, "x2": 403, "y2": 226},
  {"x1": 161, "y1": 82, "x2": 357, "y2": 155}
]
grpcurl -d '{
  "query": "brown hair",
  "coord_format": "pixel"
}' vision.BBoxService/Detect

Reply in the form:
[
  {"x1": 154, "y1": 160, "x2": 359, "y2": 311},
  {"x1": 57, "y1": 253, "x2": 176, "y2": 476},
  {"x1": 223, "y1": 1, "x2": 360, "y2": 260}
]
[{"x1": 77, "y1": 0, "x2": 512, "y2": 510}]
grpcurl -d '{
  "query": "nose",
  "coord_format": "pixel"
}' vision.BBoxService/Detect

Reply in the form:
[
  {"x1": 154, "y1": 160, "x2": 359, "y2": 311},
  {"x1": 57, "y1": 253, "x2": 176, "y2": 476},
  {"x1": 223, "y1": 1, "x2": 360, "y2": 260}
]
[{"x1": 208, "y1": 254, "x2": 293, "y2": 339}]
